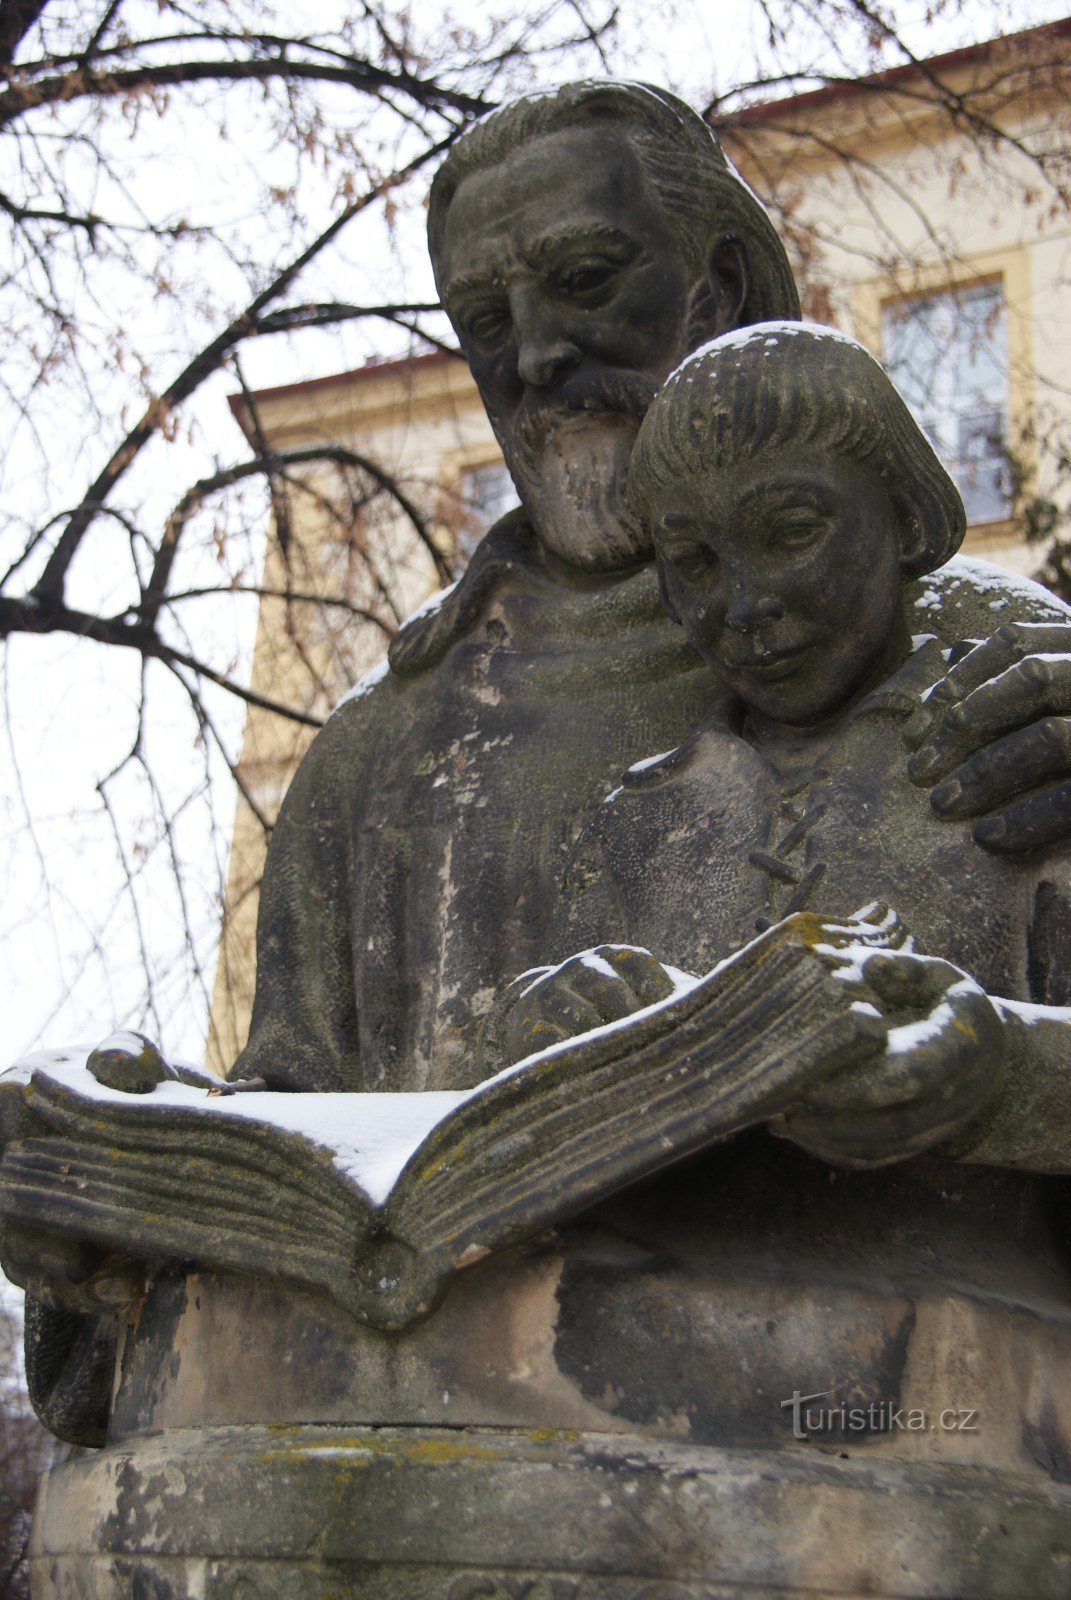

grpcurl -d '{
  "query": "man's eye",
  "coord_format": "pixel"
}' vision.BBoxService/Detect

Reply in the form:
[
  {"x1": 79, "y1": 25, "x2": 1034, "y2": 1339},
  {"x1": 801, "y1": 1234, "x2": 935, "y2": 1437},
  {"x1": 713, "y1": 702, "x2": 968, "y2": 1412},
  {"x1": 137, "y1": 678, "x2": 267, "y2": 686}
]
[
  {"x1": 558, "y1": 262, "x2": 618, "y2": 298},
  {"x1": 465, "y1": 308, "x2": 510, "y2": 348}
]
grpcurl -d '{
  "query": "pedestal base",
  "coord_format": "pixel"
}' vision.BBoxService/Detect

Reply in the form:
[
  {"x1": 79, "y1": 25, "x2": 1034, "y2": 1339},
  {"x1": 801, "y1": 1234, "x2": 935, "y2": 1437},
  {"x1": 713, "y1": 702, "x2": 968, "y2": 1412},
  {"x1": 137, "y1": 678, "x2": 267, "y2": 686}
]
[{"x1": 29, "y1": 1424, "x2": 1071, "y2": 1599}]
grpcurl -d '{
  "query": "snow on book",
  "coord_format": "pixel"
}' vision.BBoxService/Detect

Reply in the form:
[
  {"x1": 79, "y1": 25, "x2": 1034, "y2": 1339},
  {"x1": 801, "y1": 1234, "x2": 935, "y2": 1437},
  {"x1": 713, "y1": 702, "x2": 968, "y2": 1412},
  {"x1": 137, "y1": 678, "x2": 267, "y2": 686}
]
[{"x1": 0, "y1": 913, "x2": 895, "y2": 1328}]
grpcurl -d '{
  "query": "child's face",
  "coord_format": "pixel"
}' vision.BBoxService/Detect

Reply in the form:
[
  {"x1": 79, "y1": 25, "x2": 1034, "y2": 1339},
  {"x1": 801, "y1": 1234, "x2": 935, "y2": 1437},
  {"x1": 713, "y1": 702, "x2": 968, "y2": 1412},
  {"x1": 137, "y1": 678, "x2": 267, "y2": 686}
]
[{"x1": 651, "y1": 443, "x2": 905, "y2": 728}]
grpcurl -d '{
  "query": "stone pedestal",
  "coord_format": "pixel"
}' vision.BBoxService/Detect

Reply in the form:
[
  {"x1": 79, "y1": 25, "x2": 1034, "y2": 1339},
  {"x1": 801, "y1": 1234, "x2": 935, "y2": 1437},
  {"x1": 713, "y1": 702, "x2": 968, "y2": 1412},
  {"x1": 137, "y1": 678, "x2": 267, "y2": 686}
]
[
  {"x1": 27, "y1": 1153, "x2": 1071, "y2": 1600},
  {"x1": 29, "y1": 1422, "x2": 1071, "y2": 1599}
]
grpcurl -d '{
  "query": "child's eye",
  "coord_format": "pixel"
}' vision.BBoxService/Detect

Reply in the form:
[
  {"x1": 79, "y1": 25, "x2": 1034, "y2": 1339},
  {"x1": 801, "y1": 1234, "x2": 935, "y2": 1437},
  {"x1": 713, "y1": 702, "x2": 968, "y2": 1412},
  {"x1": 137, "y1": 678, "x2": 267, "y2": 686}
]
[
  {"x1": 771, "y1": 517, "x2": 827, "y2": 551},
  {"x1": 560, "y1": 264, "x2": 608, "y2": 296},
  {"x1": 665, "y1": 544, "x2": 714, "y2": 577}
]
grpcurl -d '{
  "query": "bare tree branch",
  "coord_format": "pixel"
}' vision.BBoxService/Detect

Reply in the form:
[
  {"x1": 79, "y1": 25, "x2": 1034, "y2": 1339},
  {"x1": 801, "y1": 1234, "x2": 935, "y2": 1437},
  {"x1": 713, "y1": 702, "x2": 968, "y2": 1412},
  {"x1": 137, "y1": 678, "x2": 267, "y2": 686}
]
[
  {"x1": 0, "y1": 50, "x2": 491, "y2": 130},
  {"x1": 28, "y1": 135, "x2": 455, "y2": 606},
  {"x1": 0, "y1": 0, "x2": 50, "y2": 71},
  {"x1": 0, "y1": 594, "x2": 324, "y2": 726}
]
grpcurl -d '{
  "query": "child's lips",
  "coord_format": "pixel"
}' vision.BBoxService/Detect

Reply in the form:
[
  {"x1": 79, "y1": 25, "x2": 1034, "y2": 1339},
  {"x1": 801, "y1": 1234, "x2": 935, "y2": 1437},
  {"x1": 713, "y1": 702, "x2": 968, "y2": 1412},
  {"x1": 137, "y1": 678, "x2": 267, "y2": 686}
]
[{"x1": 723, "y1": 640, "x2": 815, "y2": 681}]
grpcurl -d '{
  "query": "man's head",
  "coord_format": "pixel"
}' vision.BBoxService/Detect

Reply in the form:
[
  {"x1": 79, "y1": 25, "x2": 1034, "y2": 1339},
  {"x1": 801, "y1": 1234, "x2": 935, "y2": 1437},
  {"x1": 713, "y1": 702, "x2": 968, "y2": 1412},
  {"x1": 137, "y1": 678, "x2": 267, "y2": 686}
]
[
  {"x1": 429, "y1": 82, "x2": 800, "y2": 573},
  {"x1": 628, "y1": 323, "x2": 965, "y2": 727}
]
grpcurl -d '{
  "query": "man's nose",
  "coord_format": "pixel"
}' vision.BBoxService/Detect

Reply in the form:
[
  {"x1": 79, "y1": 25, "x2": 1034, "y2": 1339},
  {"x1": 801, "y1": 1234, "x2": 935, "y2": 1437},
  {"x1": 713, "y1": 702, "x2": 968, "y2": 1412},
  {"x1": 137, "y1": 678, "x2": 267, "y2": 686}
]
[{"x1": 513, "y1": 292, "x2": 580, "y2": 388}]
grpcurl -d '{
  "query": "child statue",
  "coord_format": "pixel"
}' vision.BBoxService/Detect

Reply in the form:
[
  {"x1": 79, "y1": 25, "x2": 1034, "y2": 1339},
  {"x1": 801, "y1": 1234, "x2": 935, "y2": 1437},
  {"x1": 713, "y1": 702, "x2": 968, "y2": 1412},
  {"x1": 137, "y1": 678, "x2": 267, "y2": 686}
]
[{"x1": 497, "y1": 323, "x2": 1071, "y2": 1174}]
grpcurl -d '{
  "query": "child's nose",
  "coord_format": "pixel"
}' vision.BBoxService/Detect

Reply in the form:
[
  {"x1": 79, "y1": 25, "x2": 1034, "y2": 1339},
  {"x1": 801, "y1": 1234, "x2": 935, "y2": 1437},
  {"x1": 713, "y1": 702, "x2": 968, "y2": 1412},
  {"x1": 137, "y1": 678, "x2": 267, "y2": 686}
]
[{"x1": 724, "y1": 587, "x2": 784, "y2": 633}]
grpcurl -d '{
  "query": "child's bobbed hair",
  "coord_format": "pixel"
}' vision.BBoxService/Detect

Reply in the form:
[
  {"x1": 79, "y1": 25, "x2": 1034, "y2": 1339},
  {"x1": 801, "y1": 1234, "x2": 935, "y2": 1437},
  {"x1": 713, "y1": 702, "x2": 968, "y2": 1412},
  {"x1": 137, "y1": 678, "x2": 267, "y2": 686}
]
[{"x1": 628, "y1": 322, "x2": 965, "y2": 579}]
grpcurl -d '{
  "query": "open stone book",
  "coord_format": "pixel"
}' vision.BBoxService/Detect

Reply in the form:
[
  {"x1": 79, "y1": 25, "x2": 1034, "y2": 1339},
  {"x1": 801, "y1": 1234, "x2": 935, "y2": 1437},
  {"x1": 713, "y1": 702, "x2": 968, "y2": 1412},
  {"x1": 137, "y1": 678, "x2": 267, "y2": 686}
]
[{"x1": 0, "y1": 912, "x2": 898, "y2": 1329}]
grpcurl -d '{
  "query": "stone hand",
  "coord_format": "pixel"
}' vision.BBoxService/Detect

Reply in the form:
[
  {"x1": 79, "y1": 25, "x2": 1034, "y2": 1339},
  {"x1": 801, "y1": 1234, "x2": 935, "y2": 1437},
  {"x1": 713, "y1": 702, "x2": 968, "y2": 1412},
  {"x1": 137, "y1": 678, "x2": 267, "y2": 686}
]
[
  {"x1": 480, "y1": 905, "x2": 904, "y2": 1074},
  {"x1": 86, "y1": 1032, "x2": 228, "y2": 1092},
  {"x1": 0, "y1": 1220, "x2": 146, "y2": 1315},
  {"x1": 772, "y1": 947, "x2": 1004, "y2": 1167},
  {"x1": 0, "y1": 1033, "x2": 216, "y2": 1315},
  {"x1": 86, "y1": 1031, "x2": 178, "y2": 1093},
  {"x1": 905, "y1": 621, "x2": 1071, "y2": 852},
  {"x1": 762, "y1": 901, "x2": 909, "y2": 960},
  {"x1": 494, "y1": 944, "x2": 678, "y2": 1068}
]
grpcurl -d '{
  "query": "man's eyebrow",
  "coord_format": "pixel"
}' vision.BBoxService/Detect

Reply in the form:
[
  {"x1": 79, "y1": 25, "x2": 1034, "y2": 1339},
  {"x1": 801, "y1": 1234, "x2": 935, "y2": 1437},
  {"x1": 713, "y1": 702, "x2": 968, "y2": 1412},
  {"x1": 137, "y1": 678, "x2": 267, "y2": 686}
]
[
  {"x1": 443, "y1": 224, "x2": 635, "y2": 301},
  {"x1": 526, "y1": 222, "x2": 636, "y2": 265},
  {"x1": 442, "y1": 269, "x2": 504, "y2": 303}
]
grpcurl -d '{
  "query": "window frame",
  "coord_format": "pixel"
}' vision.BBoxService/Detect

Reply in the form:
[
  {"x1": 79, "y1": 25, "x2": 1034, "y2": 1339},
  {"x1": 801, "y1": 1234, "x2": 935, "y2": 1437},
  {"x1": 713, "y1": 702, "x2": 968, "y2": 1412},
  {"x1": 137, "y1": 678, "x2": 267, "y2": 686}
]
[{"x1": 852, "y1": 245, "x2": 1034, "y2": 538}]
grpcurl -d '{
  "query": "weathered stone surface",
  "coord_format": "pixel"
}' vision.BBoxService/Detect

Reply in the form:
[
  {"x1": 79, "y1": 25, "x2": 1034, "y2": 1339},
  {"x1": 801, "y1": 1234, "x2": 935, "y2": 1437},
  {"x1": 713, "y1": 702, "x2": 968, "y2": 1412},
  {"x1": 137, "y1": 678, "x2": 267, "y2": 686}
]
[
  {"x1": 103, "y1": 1145, "x2": 1071, "y2": 1478},
  {"x1": 29, "y1": 1422, "x2": 1071, "y2": 1599}
]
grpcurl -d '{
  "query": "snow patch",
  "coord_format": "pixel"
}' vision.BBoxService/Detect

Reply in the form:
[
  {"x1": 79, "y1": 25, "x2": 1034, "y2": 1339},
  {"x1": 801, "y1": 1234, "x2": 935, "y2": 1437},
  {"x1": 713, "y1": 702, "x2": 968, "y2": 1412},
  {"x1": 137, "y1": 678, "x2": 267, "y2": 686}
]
[
  {"x1": 627, "y1": 747, "x2": 679, "y2": 774},
  {"x1": 671, "y1": 320, "x2": 864, "y2": 385},
  {"x1": 579, "y1": 951, "x2": 622, "y2": 982},
  {"x1": 995, "y1": 997, "x2": 1071, "y2": 1026},
  {"x1": 922, "y1": 555, "x2": 1070, "y2": 621},
  {"x1": 4, "y1": 1053, "x2": 468, "y2": 1209},
  {"x1": 95, "y1": 1030, "x2": 155, "y2": 1057},
  {"x1": 333, "y1": 655, "x2": 389, "y2": 711}
]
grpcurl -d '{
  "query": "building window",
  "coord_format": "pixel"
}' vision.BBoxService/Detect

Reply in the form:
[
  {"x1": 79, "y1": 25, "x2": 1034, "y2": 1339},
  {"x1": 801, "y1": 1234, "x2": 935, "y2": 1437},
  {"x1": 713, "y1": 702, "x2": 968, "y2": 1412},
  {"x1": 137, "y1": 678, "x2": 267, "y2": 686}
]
[
  {"x1": 455, "y1": 460, "x2": 516, "y2": 567},
  {"x1": 882, "y1": 280, "x2": 1010, "y2": 524}
]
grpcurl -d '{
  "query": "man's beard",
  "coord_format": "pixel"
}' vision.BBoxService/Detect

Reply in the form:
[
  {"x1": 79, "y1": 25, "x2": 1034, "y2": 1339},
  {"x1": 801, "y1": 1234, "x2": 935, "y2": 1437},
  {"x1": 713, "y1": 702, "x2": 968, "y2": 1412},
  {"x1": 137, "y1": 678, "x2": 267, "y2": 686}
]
[{"x1": 497, "y1": 372, "x2": 659, "y2": 573}]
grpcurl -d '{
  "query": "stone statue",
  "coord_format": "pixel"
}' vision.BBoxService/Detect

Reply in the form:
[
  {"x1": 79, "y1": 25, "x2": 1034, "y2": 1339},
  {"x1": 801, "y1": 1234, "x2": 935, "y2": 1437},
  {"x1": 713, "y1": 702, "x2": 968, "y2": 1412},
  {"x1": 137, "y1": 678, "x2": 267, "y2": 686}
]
[
  {"x1": 236, "y1": 82, "x2": 1071, "y2": 1101},
  {"x1": 7, "y1": 82, "x2": 1071, "y2": 1599}
]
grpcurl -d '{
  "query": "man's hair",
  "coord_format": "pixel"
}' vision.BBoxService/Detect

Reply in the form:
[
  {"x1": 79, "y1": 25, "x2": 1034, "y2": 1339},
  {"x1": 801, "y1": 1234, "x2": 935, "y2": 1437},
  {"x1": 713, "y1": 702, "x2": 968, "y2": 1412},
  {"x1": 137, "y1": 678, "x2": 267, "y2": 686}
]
[
  {"x1": 428, "y1": 80, "x2": 801, "y2": 328},
  {"x1": 628, "y1": 322, "x2": 965, "y2": 578}
]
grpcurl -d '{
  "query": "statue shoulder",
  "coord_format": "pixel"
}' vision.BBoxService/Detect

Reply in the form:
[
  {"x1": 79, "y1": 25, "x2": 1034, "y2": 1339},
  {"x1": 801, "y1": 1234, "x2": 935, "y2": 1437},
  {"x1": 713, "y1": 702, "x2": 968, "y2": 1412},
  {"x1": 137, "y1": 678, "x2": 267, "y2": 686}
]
[
  {"x1": 387, "y1": 509, "x2": 538, "y2": 678},
  {"x1": 266, "y1": 655, "x2": 402, "y2": 840},
  {"x1": 905, "y1": 554, "x2": 1070, "y2": 642}
]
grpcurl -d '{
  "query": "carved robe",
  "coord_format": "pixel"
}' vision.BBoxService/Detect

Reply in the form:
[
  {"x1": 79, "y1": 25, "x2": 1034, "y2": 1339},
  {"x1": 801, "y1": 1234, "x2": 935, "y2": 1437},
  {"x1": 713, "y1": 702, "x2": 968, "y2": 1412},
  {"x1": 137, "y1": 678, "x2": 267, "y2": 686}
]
[
  {"x1": 553, "y1": 634, "x2": 1071, "y2": 1004},
  {"x1": 237, "y1": 517, "x2": 719, "y2": 1091}
]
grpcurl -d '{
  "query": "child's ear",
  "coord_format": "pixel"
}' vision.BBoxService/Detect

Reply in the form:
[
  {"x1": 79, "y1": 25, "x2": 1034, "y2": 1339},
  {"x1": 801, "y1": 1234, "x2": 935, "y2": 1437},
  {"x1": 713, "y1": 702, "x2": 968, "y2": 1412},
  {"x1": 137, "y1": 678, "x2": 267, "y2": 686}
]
[
  {"x1": 687, "y1": 234, "x2": 751, "y2": 344},
  {"x1": 656, "y1": 559, "x2": 683, "y2": 627},
  {"x1": 896, "y1": 505, "x2": 930, "y2": 579}
]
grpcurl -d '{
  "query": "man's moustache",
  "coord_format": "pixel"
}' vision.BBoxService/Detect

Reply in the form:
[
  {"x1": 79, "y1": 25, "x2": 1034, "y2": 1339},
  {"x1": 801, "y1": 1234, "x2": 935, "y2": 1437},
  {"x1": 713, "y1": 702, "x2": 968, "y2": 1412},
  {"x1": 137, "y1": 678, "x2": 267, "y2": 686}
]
[{"x1": 514, "y1": 372, "x2": 658, "y2": 459}]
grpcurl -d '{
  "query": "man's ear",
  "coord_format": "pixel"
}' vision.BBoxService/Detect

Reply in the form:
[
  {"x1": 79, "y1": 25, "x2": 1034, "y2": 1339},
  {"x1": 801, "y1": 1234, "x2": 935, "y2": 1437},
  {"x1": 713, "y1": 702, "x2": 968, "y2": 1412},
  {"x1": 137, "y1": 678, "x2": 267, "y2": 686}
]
[{"x1": 687, "y1": 234, "x2": 751, "y2": 344}]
